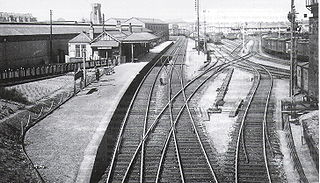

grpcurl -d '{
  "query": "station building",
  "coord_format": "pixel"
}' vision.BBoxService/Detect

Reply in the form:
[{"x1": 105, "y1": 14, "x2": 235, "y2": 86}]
[
  {"x1": 67, "y1": 24, "x2": 158, "y2": 63},
  {"x1": 0, "y1": 22, "x2": 161, "y2": 70},
  {"x1": 0, "y1": 14, "x2": 169, "y2": 70}
]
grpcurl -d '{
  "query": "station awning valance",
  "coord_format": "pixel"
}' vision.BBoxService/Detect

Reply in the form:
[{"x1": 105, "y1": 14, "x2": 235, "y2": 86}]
[{"x1": 91, "y1": 40, "x2": 119, "y2": 48}]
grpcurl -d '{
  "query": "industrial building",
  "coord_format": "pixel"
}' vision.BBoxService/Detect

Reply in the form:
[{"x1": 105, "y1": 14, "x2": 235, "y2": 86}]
[
  {"x1": 125, "y1": 17, "x2": 169, "y2": 42},
  {"x1": 306, "y1": 0, "x2": 318, "y2": 100},
  {"x1": 0, "y1": 23, "x2": 105, "y2": 69}
]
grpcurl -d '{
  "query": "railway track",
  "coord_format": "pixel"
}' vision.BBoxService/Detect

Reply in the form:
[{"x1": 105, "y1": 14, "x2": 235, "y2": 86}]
[
  {"x1": 100, "y1": 37, "x2": 222, "y2": 183},
  {"x1": 213, "y1": 40, "x2": 290, "y2": 78},
  {"x1": 98, "y1": 34, "x2": 282, "y2": 183},
  {"x1": 207, "y1": 40, "x2": 285, "y2": 182},
  {"x1": 100, "y1": 36, "x2": 258, "y2": 183},
  {"x1": 234, "y1": 61, "x2": 274, "y2": 183}
]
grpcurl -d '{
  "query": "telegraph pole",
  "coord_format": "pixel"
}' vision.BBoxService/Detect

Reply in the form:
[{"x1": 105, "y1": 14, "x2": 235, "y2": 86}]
[
  {"x1": 259, "y1": 22, "x2": 262, "y2": 44},
  {"x1": 203, "y1": 9, "x2": 207, "y2": 53},
  {"x1": 290, "y1": 0, "x2": 296, "y2": 97},
  {"x1": 242, "y1": 24, "x2": 245, "y2": 53},
  {"x1": 49, "y1": 10, "x2": 53, "y2": 63},
  {"x1": 196, "y1": 0, "x2": 200, "y2": 55}
]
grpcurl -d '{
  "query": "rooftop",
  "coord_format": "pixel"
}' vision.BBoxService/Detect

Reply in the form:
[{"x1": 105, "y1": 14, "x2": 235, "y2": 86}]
[
  {"x1": 126, "y1": 17, "x2": 168, "y2": 25},
  {"x1": 0, "y1": 22, "x2": 151, "y2": 36},
  {"x1": 121, "y1": 32, "x2": 158, "y2": 43},
  {"x1": 68, "y1": 31, "x2": 92, "y2": 43}
]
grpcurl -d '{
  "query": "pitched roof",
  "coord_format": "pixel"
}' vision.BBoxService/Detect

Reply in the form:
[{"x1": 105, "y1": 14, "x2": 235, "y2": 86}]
[
  {"x1": 127, "y1": 17, "x2": 167, "y2": 25},
  {"x1": 0, "y1": 23, "x2": 113, "y2": 36},
  {"x1": 91, "y1": 31, "x2": 127, "y2": 43},
  {"x1": 68, "y1": 31, "x2": 92, "y2": 43},
  {"x1": 122, "y1": 32, "x2": 158, "y2": 43},
  {"x1": 105, "y1": 17, "x2": 128, "y2": 23}
]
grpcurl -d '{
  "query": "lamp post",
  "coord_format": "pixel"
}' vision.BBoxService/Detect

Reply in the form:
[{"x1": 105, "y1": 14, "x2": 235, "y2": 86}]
[
  {"x1": 82, "y1": 48, "x2": 86, "y2": 87},
  {"x1": 203, "y1": 10, "x2": 207, "y2": 54},
  {"x1": 49, "y1": 10, "x2": 53, "y2": 63}
]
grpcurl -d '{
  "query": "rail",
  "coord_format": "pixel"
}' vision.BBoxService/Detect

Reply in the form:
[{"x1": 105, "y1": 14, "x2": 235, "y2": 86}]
[
  {"x1": 120, "y1": 37, "x2": 186, "y2": 183},
  {"x1": 105, "y1": 48, "x2": 171, "y2": 183},
  {"x1": 226, "y1": 42, "x2": 273, "y2": 182},
  {"x1": 106, "y1": 38, "x2": 253, "y2": 182},
  {"x1": 234, "y1": 63, "x2": 261, "y2": 182}
]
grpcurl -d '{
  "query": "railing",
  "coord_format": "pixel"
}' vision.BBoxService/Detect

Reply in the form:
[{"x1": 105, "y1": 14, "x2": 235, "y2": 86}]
[{"x1": 0, "y1": 59, "x2": 110, "y2": 85}]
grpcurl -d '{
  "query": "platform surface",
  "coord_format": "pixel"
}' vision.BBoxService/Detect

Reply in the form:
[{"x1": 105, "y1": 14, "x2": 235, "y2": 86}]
[{"x1": 25, "y1": 62, "x2": 147, "y2": 183}]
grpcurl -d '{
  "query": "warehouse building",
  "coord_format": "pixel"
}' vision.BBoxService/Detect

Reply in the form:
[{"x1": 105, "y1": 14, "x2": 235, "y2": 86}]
[{"x1": 0, "y1": 23, "x2": 107, "y2": 70}]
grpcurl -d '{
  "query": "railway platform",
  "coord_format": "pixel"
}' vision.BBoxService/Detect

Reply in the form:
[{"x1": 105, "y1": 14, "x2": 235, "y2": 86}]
[{"x1": 24, "y1": 41, "x2": 172, "y2": 183}]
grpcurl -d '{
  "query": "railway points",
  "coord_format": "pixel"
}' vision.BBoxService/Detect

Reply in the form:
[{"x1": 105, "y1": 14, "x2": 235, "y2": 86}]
[
  {"x1": 0, "y1": 1, "x2": 318, "y2": 182},
  {"x1": 1, "y1": 34, "x2": 318, "y2": 183},
  {"x1": 21, "y1": 41, "x2": 173, "y2": 183}
]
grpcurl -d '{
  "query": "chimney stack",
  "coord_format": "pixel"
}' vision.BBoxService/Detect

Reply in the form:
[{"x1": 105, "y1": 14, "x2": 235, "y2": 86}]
[
  {"x1": 89, "y1": 23, "x2": 94, "y2": 40},
  {"x1": 117, "y1": 20, "x2": 122, "y2": 33},
  {"x1": 129, "y1": 23, "x2": 133, "y2": 33}
]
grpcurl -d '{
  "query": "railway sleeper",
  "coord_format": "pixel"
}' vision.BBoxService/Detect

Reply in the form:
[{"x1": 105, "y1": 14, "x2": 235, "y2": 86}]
[{"x1": 238, "y1": 175, "x2": 269, "y2": 183}]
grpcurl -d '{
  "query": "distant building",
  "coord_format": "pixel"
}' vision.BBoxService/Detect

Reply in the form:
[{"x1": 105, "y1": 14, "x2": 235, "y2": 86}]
[
  {"x1": 125, "y1": 17, "x2": 169, "y2": 42},
  {"x1": 105, "y1": 17, "x2": 128, "y2": 26},
  {"x1": 90, "y1": 3, "x2": 102, "y2": 24},
  {"x1": 0, "y1": 12, "x2": 37, "y2": 23}
]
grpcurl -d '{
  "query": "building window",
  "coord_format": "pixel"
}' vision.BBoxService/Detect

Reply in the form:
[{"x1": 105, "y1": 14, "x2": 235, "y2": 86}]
[
  {"x1": 75, "y1": 45, "x2": 80, "y2": 57},
  {"x1": 75, "y1": 44, "x2": 87, "y2": 58},
  {"x1": 81, "y1": 45, "x2": 86, "y2": 57}
]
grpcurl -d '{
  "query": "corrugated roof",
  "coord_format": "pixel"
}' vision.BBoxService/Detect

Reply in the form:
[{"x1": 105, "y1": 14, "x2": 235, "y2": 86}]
[
  {"x1": 69, "y1": 32, "x2": 92, "y2": 43},
  {"x1": 0, "y1": 23, "x2": 111, "y2": 36},
  {"x1": 0, "y1": 23, "x2": 152, "y2": 37}
]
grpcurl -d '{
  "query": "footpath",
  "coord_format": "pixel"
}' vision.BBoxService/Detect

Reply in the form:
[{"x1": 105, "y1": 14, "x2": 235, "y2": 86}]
[{"x1": 25, "y1": 41, "x2": 172, "y2": 183}]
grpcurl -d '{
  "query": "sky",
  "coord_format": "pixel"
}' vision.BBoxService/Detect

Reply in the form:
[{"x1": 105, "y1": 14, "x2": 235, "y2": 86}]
[{"x1": 0, "y1": 0, "x2": 311, "y2": 23}]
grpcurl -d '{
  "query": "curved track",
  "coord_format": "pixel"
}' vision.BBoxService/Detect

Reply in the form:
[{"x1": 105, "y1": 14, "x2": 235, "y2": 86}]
[
  {"x1": 102, "y1": 37, "x2": 224, "y2": 183},
  {"x1": 234, "y1": 61, "x2": 273, "y2": 183},
  {"x1": 208, "y1": 39, "x2": 284, "y2": 183}
]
